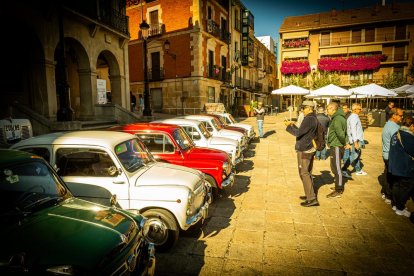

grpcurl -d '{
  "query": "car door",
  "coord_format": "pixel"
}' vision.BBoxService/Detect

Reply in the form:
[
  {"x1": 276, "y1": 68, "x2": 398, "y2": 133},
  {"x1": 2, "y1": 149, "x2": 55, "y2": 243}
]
[
  {"x1": 181, "y1": 125, "x2": 206, "y2": 148},
  {"x1": 54, "y1": 146, "x2": 131, "y2": 209}
]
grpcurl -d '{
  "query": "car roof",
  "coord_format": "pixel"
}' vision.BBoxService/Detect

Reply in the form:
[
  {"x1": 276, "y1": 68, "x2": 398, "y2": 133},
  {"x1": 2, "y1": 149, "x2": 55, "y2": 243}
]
[
  {"x1": 0, "y1": 149, "x2": 41, "y2": 165},
  {"x1": 183, "y1": 115, "x2": 212, "y2": 121},
  {"x1": 11, "y1": 131, "x2": 136, "y2": 148},
  {"x1": 109, "y1": 122, "x2": 181, "y2": 133},
  {"x1": 157, "y1": 118, "x2": 203, "y2": 127}
]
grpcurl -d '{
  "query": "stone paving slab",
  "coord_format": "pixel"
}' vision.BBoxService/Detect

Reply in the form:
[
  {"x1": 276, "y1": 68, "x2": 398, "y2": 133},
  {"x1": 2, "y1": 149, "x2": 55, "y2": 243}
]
[{"x1": 155, "y1": 112, "x2": 414, "y2": 275}]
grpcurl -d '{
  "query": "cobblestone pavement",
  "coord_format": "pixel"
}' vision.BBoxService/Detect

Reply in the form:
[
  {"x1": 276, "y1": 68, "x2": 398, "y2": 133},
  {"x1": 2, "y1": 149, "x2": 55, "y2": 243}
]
[{"x1": 155, "y1": 112, "x2": 414, "y2": 276}]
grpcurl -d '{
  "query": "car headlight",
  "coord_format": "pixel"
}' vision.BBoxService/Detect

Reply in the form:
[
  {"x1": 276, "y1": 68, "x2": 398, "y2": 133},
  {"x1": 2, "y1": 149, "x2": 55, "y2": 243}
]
[
  {"x1": 222, "y1": 161, "x2": 229, "y2": 174},
  {"x1": 188, "y1": 191, "x2": 194, "y2": 206},
  {"x1": 46, "y1": 265, "x2": 76, "y2": 275}
]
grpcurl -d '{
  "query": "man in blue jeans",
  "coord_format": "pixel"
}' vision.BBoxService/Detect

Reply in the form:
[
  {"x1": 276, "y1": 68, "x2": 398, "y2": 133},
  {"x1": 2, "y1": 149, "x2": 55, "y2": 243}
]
[
  {"x1": 315, "y1": 107, "x2": 330, "y2": 160},
  {"x1": 342, "y1": 103, "x2": 367, "y2": 177},
  {"x1": 254, "y1": 102, "x2": 265, "y2": 138}
]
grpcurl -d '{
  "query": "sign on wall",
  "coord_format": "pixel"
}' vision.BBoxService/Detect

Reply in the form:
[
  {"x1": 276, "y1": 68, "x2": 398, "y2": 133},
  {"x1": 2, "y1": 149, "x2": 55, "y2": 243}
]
[{"x1": 97, "y1": 79, "x2": 107, "y2": 104}]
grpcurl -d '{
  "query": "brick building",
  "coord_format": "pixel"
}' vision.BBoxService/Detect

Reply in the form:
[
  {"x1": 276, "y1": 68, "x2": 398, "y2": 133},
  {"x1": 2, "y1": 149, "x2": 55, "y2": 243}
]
[
  {"x1": 127, "y1": 0, "x2": 276, "y2": 115},
  {"x1": 278, "y1": 1, "x2": 414, "y2": 90}
]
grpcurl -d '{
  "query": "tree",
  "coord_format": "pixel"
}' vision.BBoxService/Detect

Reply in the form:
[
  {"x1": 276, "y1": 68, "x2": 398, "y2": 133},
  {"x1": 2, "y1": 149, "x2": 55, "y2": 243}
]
[
  {"x1": 407, "y1": 58, "x2": 414, "y2": 84},
  {"x1": 382, "y1": 73, "x2": 405, "y2": 89},
  {"x1": 310, "y1": 71, "x2": 341, "y2": 89}
]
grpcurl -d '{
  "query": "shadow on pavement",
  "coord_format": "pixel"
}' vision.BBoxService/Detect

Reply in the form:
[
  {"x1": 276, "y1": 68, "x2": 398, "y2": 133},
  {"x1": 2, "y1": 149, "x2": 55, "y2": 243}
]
[
  {"x1": 236, "y1": 160, "x2": 254, "y2": 173},
  {"x1": 263, "y1": 130, "x2": 276, "y2": 138}
]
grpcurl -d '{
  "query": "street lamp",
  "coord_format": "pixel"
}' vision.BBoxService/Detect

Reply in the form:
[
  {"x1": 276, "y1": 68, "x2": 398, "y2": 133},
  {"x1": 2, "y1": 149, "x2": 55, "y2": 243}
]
[{"x1": 140, "y1": 20, "x2": 151, "y2": 116}]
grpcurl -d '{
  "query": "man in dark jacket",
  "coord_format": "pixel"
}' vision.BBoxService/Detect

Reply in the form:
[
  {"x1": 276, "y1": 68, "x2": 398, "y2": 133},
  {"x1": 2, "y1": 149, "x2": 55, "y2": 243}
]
[
  {"x1": 285, "y1": 100, "x2": 319, "y2": 207},
  {"x1": 389, "y1": 116, "x2": 414, "y2": 218},
  {"x1": 326, "y1": 102, "x2": 347, "y2": 198},
  {"x1": 315, "y1": 107, "x2": 330, "y2": 160}
]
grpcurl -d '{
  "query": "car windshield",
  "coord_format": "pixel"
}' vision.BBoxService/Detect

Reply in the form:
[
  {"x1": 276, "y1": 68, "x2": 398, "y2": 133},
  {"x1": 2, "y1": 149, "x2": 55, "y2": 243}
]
[
  {"x1": 1, "y1": 158, "x2": 70, "y2": 216},
  {"x1": 198, "y1": 122, "x2": 212, "y2": 138},
  {"x1": 210, "y1": 118, "x2": 222, "y2": 130},
  {"x1": 228, "y1": 114, "x2": 236, "y2": 124},
  {"x1": 216, "y1": 116, "x2": 228, "y2": 126},
  {"x1": 115, "y1": 138, "x2": 155, "y2": 173},
  {"x1": 173, "y1": 129, "x2": 194, "y2": 150}
]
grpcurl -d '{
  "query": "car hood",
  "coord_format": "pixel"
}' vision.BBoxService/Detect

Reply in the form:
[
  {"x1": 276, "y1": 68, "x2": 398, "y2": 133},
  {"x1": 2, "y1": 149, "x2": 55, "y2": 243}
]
[
  {"x1": 186, "y1": 146, "x2": 228, "y2": 162},
  {"x1": 138, "y1": 162, "x2": 202, "y2": 189},
  {"x1": 223, "y1": 126, "x2": 246, "y2": 134},
  {"x1": 218, "y1": 129, "x2": 243, "y2": 138},
  {"x1": 1, "y1": 198, "x2": 137, "y2": 271},
  {"x1": 233, "y1": 123, "x2": 253, "y2": 131},
  {"x1": 208, "y1": 136, "x2": 238, "y2": 147}
]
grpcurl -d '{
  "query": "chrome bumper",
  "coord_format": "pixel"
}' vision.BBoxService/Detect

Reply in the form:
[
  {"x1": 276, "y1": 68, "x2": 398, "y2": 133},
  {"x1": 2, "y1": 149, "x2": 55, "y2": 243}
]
[
  {"x1": 146, "y1": 243, "x2": 156, "y2": 276},
  {"x1": 186, "y1": 200, "x2": 209, "y2": 226},
  {"x1": 220, "y1": 172, "x2": 235, "y2": 189}
]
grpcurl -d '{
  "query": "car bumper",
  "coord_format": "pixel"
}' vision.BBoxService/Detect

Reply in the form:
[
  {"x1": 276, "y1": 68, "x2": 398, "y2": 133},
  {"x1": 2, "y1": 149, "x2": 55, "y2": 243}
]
[
  {"x1": 235, "y1": 154, "x2": 244, "y2": 165},
  {"x1": 185, "y1": 200, "x2": 209, "y2": 227},
  {"x1": 220, "y1": 172, "x2": 235, "y2": 189}
]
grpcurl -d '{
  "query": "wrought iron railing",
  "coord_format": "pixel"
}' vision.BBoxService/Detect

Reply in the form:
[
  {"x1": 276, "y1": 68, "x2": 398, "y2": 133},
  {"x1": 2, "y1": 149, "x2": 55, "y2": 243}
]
[{"x1": 148, "y1": 67, "x2": 164, "y2": 81}]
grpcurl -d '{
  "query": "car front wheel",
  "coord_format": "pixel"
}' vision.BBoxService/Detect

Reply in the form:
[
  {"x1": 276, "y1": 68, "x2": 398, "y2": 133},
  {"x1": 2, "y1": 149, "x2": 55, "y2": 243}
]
[{"x1": 142, "y1": 209, "x2": 179, "y2": 252}]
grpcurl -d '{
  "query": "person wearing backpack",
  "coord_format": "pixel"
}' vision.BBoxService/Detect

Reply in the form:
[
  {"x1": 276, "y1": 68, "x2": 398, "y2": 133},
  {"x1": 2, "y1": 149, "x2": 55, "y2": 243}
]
[
  {"x1": 342, "y1": 103, "x2": 367, "y2": 178},
  {"x1": 315, "y1": 107, "x2": 329, "y2": 160},
  {"x1": 285, "y1": 100, "x2": 319, "y2": 207}
]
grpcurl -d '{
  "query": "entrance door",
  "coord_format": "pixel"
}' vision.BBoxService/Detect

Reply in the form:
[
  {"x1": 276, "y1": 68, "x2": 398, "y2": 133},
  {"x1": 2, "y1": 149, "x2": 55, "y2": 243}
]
[
  {"x1": 151, "y1": 52, "x2": 161, "y2": 81},
  {"x1": 151, "y1": 88, "x2": 163, "y2": 112}
]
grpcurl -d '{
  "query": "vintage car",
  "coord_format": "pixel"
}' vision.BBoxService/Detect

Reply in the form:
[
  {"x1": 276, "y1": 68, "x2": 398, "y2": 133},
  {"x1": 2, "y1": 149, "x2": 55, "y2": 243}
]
[
  {"x1": 0, "y1": 149, "x2": 155, "y2": 275},
  {"x1": 108, "y1": 123, "x2": 235, "y2": 198},
  {"x1": 181, "y1": 115, "x2": 248, "y2": 151},
  {"x1": 155, "y1": 118, "x2": 243, "y2": 166},
  {"x1": 202, "y1": 113, "x2": 249, "y2": 140},
  {"x1": 213, "y1": 112, "x2": 256, "y2": 141},
  {"x1": 11, "y1": 131, "x2": 211, "y2": 251}
]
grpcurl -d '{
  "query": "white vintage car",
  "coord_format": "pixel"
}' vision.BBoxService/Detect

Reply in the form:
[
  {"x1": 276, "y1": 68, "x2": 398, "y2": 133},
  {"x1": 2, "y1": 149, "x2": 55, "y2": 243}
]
[
  {"x1": 155, "y1": 118, "x2": 243, "y2": 166},
  {"x1": 213, "y1": 112, "x2": 256, "y2": 142},
  {"x1": 182, "y1": 115, "x2": 248, "y2": 151},
  {"x1": 11, "y1": 131, "x2": 211, "y2": 252}
]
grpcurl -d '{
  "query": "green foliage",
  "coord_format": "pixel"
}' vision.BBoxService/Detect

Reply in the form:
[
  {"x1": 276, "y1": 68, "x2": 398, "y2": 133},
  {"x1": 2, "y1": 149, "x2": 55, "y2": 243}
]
[
  {"x1": 283, "y1": 74, "x2": 306, "y2": 87},
  {"x1": 407, "y1": 58, "x2": 414, "y2": 84},
  {"x1": 310, "y1": 71, "x2": 341, "y2": 89},
  {"x1": 382, "y1": 73, "x2": 405, "y2": 89}
]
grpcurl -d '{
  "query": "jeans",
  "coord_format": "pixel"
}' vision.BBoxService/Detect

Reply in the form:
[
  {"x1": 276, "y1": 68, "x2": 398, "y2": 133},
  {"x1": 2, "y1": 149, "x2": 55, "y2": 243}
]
[
  {"x1": 342, "y1": 143, "x2": 364, "y2": 172},
  {"x1": 257, "y1": 120, "x2": 263, "y2": 137},
  {"x1": 315, "y1": 148, "x2": 327, "y2": 160},
  {"x1": 330, "y1": 147, "x2": 345, "y2": 191}
]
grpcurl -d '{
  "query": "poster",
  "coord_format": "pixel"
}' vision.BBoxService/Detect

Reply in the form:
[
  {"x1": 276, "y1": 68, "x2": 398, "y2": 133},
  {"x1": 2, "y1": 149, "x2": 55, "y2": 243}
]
[{"x1": 97, "y1": 79, "x2": 107, "y2": 104}]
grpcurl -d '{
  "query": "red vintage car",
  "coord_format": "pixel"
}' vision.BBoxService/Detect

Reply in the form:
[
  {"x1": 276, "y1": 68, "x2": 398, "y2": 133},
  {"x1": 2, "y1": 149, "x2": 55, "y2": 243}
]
[{"x1": 109, "y1": 123, "x2": 235, "y2": 198}]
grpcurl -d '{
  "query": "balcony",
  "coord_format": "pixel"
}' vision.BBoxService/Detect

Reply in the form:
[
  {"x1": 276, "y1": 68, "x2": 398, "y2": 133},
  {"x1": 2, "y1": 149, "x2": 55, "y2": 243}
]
[
  {"x1": 320, "y1": 32, "x2": 410, "y2": 47},
  {"x1": 148, "y1": 23, "x2": 164, "y2": 37},
  {"x1": 255, "y1": 82, "x2": 263, "y2": 92},
  {"x1": 148, "y1": 67, "x2": 164, "y2": 81},
  {"x1": 282, "y1": 38, "x2": 310, "y2": 49},
  {"x1": 242, "y1": 78, "x2": 252, "y2": 90},
  {"x1": 206, "y1": 20, "x2": 231, "y2": 44},
  {"x1": 382, "y1": 53, "x2": 409, "y2": 63},
  {"x1": 235, "y1": 76, "x2": 242, "y2": 87},
  {"x1": 63, "y1": 0, "x2": 129, "y2": 36}
]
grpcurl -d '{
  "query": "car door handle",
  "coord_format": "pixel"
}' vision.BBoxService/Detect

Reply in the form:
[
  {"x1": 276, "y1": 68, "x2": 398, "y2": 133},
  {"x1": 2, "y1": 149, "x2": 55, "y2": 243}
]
[{"x1": 112, "y1": 180, "x2": 125, "y2": 184}]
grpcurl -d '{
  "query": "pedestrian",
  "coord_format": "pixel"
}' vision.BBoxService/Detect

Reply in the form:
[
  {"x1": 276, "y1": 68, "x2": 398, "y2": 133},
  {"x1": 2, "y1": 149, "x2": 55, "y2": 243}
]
[
  {"x1": 381, "y1": 107, "x2": 404, "y2": 204},
  {"x1": 341, "y1": 103, "x2": 352, "y2": 164},
  {"x1": 342, "y1": 103, "x2": 367, "y2": 177},
  {"x1": 296, "y1": 110, "x2": 305, "y2": 127},
  {"x1": 326, "y1": 102, "x2": 347, "y2": 198},
  {"x1": 389, "y1": 116, "x2": 414, "y2": 217},
  {"x1": 130, "y1": 91, "x2": 136, "y2": 112},
  {"x1": 285, "y1": 100, "x2": 319, "y2": 207},
  {"x1": 385, "y1": 101, "x2": 395, "y2": 120},
  {"x1": 315, "y1": 106, "x2": 329, "y2": 160},
  {"x1": 254, "y1": 102, "x2": 265, "y2": 138},
  {"x1": 138, "y1": 94, "x2": 144, "y2": 114}
]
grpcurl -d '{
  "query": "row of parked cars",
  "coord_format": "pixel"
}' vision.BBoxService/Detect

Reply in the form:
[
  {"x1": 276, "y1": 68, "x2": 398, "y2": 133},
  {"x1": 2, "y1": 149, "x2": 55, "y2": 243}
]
[{"x1": 1, "y1": 112, "x2": 254, "y2": 274}]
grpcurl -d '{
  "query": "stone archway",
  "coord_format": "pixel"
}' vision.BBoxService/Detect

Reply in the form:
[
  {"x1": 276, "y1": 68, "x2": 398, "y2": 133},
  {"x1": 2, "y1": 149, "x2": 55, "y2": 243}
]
[
  {"x1": 96, "y1": 50, "x2": 122, "y2": 106},
  {"x1": 54, "y1": 38, "x2": 91, "y2": 120}
]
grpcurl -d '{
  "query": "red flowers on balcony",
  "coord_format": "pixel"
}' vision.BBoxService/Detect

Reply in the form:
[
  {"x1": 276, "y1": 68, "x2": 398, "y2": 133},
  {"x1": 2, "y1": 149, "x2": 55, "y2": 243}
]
[
  {"x1": 283, "y1": 39, "x2": 310, "y2": 48},
  {"x1": 318, "y1": 55, "x2": 386, "y2": 72},
  {"x1": 281, "y1": 60, "x2": 311, "y2": 75}
]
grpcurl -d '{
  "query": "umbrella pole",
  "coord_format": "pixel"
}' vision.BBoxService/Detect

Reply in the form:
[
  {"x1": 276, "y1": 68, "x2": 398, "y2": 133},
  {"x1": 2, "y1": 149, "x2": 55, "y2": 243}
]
[{"x1": 290, "y1": 95, "x2": 292, "y2": 120}]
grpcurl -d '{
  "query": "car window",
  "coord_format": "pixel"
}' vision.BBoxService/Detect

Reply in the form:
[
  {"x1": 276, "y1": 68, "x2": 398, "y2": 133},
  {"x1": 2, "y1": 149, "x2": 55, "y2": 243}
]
[
  {"x1": 201, "y1": 121, "x2": 214, "y2": 133},
  {"x1": 210, "y1": 118, "x2": 222, "y2": 130},
  {"x1": 137, "y1": 133, "x2": 175, "y2": 153},
  {"x1": 182, "y1": 126, "x2": 202, "y2": 141},
  {"x1": 173, "y1": 129, "x2": 193, "y2": 150},
  {"x1": 228, "y1": 114, "x2": 236, "y2": 124},
  {"x1": 56, "y1": 148, "x2": 117, "y2": 177},
  {"x1": 19, "y1": 147, "x2": 51, "y2": 162},
  {"x1": 198, "y1": 123, "x2": 212, "y2": 138},
  {"x1": 1, "y1": 159, "x2": 70, "y2": 215}
]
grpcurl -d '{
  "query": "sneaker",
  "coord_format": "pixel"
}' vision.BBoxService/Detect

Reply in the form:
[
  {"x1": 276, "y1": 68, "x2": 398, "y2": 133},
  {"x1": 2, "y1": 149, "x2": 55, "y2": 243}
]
[
  {"x1": 355, "y1": 170, "x2": 367, "y2": 176},
  {"x1": 395, "y1": 209, "x2": 411, "y2": 217},
  {"x1": 326, "y1": 190, "x2": 343, "y2": 198},
  {"x1": 392, "y1": 206, "x2": 397, "y2": 211},
  {"x1": 381, "y1": 193, "x2": 386, "y2": 199},
  {"x1": 342, "y1": 171, "x2": 352, "y2": 178},
  {"x1": 300, "y1": 199, "x2": 320, "y2": 207},
  {"x1": 384, "y1": 198, "x2": 392, "y2": 204}
]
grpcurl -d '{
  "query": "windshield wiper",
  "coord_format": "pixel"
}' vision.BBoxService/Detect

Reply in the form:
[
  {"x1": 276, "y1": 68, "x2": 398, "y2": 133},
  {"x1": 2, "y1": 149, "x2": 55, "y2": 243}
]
[{"x1": 22, "y1": 197, "x2": 63, "y2": 211}]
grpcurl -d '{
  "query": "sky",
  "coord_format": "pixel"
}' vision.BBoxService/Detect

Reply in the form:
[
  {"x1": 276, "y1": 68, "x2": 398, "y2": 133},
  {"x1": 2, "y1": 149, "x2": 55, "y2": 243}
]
[{"x1": 242, "y1": 0, "x2": 412, "y2": 41}]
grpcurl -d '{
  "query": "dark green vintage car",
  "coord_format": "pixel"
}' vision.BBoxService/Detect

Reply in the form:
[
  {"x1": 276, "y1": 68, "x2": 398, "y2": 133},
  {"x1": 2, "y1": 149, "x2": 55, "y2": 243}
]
[{"x1": 0, "y1": 149, "x2": 156, "y2": 275}]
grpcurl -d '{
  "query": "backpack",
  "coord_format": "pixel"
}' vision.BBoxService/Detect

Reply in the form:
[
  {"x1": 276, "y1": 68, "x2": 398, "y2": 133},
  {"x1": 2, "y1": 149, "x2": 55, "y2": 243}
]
[{"x1": 312, "y1": 118, "x2": 326, "y2": 151}]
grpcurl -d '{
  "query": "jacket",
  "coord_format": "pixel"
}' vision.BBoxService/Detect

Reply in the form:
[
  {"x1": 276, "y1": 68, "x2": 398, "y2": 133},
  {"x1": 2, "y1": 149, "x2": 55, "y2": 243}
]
[
  {"x1": 327, "y1": 108, "x2": 347, "y2": 147},
  {"x1": 388, "y1": 128, "x2": 414, "y2": 178},
  {"x1": 316, "y1": 113, "x2": 330, "y2": 132},
  {"x1": 382, "y1": 120, "x2": 400, "y2": 160},
  {"x1": 347, "y1": 113, "x2": 364, "y2": 144},
  {"x1": 286, "y1": 112, "x2": 318, "y2": 152}
]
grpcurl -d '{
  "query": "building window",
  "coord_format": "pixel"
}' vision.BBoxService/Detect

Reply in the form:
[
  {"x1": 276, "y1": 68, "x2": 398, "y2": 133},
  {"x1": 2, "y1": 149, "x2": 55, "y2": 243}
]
[
  {"x1": 320, "y1": 32, "x2": 330, "y2": 46},
  {"x1": 362, "y1": 71, "x2": 373, "y2": 81},
  {"x1": 352, "y1": 29, "x2": 361, "y2": 44},
  {"x1": 207, "y1": 6, "x2": 212, "y2": 20},
  {"x1": 350, "y1": 72, "x2": 359, "y2": 83},
  {"x1": 394, "y1": 66, "x2": 404, "y2": 78},
  {"x1": 208, "y1": 86, "x2": 215, "y2": 103},
  {"x1": 365, "y1": 28, "x2": 375, "y2": 42}
]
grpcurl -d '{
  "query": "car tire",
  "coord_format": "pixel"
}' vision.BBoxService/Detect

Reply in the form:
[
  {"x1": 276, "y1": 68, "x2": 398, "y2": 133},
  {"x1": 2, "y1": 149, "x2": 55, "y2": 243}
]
[
  {"x1": 142, "y1": 209, "x2": 179, "y2": 252},
  {"x1": 205, "y1": 175, "x2": 218, "y2": 201}
]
